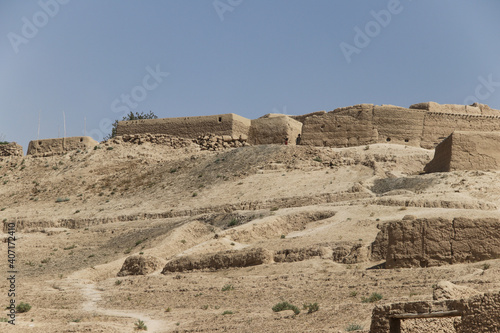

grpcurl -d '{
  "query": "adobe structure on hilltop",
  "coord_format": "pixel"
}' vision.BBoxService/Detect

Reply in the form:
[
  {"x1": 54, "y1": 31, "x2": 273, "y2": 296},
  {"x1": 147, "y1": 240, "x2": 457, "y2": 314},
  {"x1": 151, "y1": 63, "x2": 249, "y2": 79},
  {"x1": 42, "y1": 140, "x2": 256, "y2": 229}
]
[
  {"x1": 115, "y1": 101, "x2": 500, "y2": 149},
  {"x1": 27, "y1": 136, "x2": 99, "y2": 157},
  {"x1": 115, "y1": 113, "x2": 303, "y2": 146},
  {"x1": 14, "y1": 101, "x2": 500, "y2": 158}
]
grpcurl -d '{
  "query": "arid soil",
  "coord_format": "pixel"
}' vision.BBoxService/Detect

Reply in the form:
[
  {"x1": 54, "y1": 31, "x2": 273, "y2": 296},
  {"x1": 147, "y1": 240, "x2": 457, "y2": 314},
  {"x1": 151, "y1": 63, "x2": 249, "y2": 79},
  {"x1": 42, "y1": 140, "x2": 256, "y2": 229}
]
[{"x1": 1, "y1": 141, "x2": 499, "y2": 332}]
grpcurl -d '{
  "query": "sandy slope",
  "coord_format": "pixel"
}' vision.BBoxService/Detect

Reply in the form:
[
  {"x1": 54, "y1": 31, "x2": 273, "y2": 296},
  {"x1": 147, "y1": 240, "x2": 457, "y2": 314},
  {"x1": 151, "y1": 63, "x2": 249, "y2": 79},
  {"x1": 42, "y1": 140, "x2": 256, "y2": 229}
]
[{"x1": 0, "y1": 142, "x2": 499, "y2": 332}]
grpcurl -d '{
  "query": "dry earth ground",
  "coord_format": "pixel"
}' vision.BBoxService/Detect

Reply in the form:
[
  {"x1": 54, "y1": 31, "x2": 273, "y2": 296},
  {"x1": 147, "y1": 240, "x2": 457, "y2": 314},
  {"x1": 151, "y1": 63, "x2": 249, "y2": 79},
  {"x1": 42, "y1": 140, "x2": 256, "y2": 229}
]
[{"x1": 0, "y1": 142, "x2": 499, "y2": 332}]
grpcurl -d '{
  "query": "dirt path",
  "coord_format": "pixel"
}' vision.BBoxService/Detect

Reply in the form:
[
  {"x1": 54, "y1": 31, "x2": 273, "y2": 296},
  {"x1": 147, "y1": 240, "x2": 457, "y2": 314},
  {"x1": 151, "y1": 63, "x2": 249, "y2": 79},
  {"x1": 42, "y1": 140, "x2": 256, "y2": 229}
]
[{"x1": 62, "y1": 276, "x2": 172, "y2": 332}]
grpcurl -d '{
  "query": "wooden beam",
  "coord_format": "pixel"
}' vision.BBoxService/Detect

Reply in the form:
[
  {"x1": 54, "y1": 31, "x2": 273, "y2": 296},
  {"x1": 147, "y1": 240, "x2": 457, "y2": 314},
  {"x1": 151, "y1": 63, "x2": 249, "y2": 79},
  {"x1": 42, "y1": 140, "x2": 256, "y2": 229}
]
[{"x1": 390, "y1": 310, "x2": 462, "y2": 319}]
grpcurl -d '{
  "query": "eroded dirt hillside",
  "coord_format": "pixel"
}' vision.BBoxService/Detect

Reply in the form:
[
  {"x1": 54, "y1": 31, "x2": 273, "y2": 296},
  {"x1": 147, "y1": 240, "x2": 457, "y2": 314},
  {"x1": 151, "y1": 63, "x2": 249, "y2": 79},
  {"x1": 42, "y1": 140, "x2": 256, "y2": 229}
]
[{"x1": 1, "y1": 141, "x2": 500, "y2": 332}]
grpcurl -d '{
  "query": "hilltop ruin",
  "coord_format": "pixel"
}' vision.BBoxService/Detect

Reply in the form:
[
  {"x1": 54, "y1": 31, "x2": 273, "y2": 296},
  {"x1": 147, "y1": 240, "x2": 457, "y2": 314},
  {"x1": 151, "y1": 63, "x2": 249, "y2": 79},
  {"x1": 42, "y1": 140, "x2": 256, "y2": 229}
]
[{"x1": 115, "y1": 101, "x2": 500, "y2": 149}]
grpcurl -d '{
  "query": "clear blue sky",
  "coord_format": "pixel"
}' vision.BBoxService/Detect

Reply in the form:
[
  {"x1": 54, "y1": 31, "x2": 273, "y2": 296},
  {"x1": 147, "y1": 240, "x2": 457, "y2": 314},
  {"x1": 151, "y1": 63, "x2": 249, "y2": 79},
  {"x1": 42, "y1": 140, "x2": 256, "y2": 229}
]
[{"x1": 2, "y1": 0, "x2": 500, "y2": 150}]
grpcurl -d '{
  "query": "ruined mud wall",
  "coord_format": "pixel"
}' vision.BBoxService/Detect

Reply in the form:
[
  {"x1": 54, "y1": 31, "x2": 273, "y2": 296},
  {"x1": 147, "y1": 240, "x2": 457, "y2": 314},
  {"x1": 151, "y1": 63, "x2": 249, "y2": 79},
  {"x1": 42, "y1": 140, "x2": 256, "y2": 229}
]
[
  {"x1": 420, "y1": 113, "x2": 500, "y2": 149},
  {"x1": 410, "y1": 101, "x2": 500, "y2": 116},
  {"x1": 301, "y1": 104, "x2": 378, "y2": 147},
  {"x1": 27, "y1": 136, "x2": 98, "y2": 156},
  {"x1": 112, "y1": 102, "x2": 500, "y2": 149},
  {"x1": 373, "y1": 105, "x2": 426, "y2": 147},
  {"x1": 161, "y1": 248, "x2": 273, "y2": 273},
  {"x1": 425, "y1": 131, "x2": 500, "y2": 173},
  {"x1": 249, "y1": 115, "x2": 302, "y2": 145},
  {"x1": 423, "y1": 133, "x2": 453, "y2": 173},
  {"x1": 0, "y1": 142, "x2": 23, "y2": 157},
  {"x1": 300, "y1": 102, "x2": 500, "y2": 149},
  {"x1": 116, "y1": 113, "x2": 251, "y2": 139},
  {"x1": 370, "y1": 292, "x2": 500, "y2": 333},
  {"x1": 460, "y1": 292, "x2": 500, "y2": 333},
  {"x1": 382, "y1": 217, "x2": 500, "y2": 268},
  {"x1": 370, "y1": 299, "x2": 464, "y2": 333}
]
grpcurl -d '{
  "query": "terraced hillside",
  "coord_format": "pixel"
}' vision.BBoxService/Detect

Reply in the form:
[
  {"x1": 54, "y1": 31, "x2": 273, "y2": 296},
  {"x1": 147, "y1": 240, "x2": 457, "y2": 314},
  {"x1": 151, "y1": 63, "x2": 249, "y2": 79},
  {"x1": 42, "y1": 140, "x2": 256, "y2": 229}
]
[{"x1": 1, "y1": 140, "x2": 499, "y2": 332}]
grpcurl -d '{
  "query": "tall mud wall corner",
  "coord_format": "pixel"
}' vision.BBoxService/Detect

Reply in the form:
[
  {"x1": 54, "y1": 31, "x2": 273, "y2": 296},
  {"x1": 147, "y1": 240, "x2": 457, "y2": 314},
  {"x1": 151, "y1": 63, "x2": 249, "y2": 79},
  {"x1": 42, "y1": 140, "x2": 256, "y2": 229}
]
[
  {"x1": 425, "y1": 131, "x2": 500, "y2": 173},
  {"x1": 248, "y1": 115, "x2": 302, "y2": 145}
]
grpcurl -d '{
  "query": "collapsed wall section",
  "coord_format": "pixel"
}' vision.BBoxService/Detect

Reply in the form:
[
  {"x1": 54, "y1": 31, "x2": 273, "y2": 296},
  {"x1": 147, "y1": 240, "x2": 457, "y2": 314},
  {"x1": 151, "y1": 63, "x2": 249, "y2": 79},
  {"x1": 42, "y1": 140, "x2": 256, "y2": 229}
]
[
  {"x1": 116, "y1": 113, "x2": 251, "y2": 139},
  {"x1": 0, "y1": 142, "x2": 23, "y2": 157},
  {"x1": 425, "y1": 131, "x2": 500, "y2": 173},
  {"x1": 383, "y1": 217, "x2": 500, "y2": 268},
  {"x1": 27, "y1": 137, "x2": 99, "y2": 156}
]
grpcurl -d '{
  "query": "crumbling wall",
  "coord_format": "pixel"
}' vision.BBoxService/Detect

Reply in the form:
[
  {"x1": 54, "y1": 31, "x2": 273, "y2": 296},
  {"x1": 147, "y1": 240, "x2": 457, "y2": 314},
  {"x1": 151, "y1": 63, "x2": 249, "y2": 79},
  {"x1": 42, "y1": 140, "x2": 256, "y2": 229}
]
[
  {"x1": 161, "y1": 247, "x2": 273, "y2": 273},
  {"x1": 370, "y1": 291, "x2": 500, "y2": 333},
  {"x1": 117, "y1": 255, "x2": 165, "y2": 276},
  {"x1": 108, "y1": 102, "x2": 500, "y2": 150},
  {"x1": 248, "y1": 115, "x2": 302, "y2": 145},
  {"x1": 382, "y1": 217, "x2": 500, "y2": 268},
  {"x1": 420, "y1": 113, "x2": 500, "y2": 149},
  {"x1": 460, "y1": 292, "x2": 500, "y2": 333},
  {"x1": 423, "y1": 133, "x2": 453, "y2": 173},
  {"x1": 425, "y1": 131, "x2": 500, "y2": 173},
  {"x1": 291, "y1": 110, "x2": 327, "y2": 124},
  {"x1": 116, "y1": 113, "x2": 251, "y2": 139},
  {"x1": 0, "y1": 142, "x2": 23, "y2": 157},
  {"x1": 410, "y1": 101, "x2": 500, "y2": 116},
  {"x1": 370, "y1": 299, "x2": 464, "y2": 333},
  {"x1": 373, "y1": 105, "x2": 425, "y2": 147},
  {"x1": 27, "y1": 136, "x2": 98, "y2": 156},
  {"x1": 301, "y1": 104, "x2": 378, "y2": 147}
]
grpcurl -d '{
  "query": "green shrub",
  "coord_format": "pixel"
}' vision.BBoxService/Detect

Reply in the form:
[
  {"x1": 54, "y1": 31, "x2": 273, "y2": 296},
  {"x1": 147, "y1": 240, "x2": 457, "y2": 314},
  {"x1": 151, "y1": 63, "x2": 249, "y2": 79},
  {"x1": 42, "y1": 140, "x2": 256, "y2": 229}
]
[
  {"x1": 361, "y1": 292, "x2": 382, "y2": 303},
  {"x1": 134, "y1": 319, "x2": 147, "y2": 330},
  {"x1": 16, "y1": 302, "x2": 31, "y2": 313},
  {"x1": 303, "y1": 302, "x2": 319, "y2": 314},
  {"x1": 63, "y1": 245, "x2": 76, "y2": 250},
  {"x1": 55, "y1": 197, "x2": 70, "y2": 203},
  {"x1": 221, "y1": 284, "x2": 234, "y2": 292},
  {"x1": 222, "y1": 310, "x2": 233, "y2": 315},
  {"x1": 346, "y1": 323, "x2": 363, "y2": 331},
  {"x1": 106, "y1": 111, "x2": 158, "y2": 141},
  {"x1": 272, "y1": 301, "x2": 300, "y2": 315},
  {"x1": 228, "y1": 219, "x2": 238, "y2": 227},
  {"x1": 313, "y1": 156, "x2": 322, "y2": 162}
]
